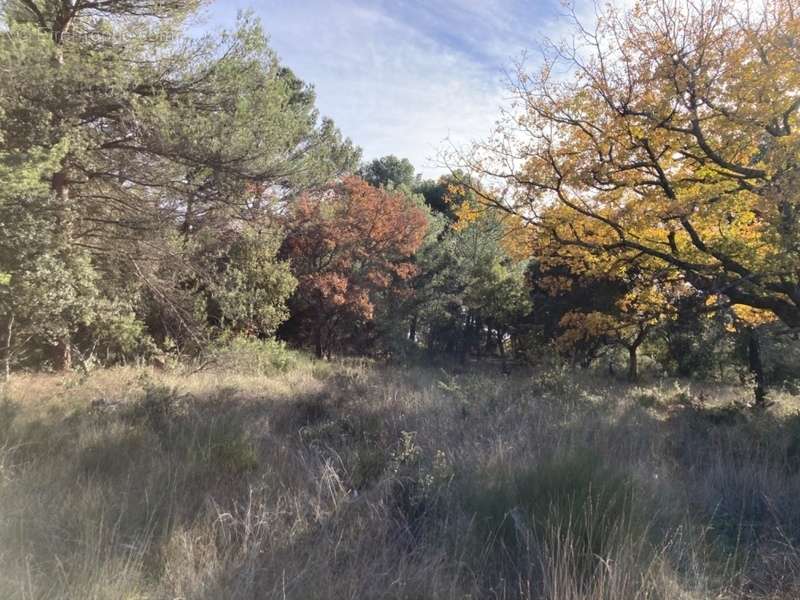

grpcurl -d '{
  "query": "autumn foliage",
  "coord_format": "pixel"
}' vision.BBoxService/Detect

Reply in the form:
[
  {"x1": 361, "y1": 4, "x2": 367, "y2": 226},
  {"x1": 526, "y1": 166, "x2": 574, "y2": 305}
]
[
  {"x1": 282, "y1": 176, "x2": 428, "y2": 357},
  {"x1": 466, "y1": 0, "x2": 800, "y2": 330}
]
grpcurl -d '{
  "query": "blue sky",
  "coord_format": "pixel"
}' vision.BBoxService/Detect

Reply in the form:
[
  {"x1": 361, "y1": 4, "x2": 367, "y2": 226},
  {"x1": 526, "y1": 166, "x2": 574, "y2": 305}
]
[{"x1": 197, "y1": 0, "x2": 571, "y2": 177}]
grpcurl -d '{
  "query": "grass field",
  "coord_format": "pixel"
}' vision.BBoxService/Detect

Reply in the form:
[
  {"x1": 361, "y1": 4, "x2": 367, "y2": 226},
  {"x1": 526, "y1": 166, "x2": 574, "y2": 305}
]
[{"x1": 2, "y1": 353, "x2": 800, "y2": 599}]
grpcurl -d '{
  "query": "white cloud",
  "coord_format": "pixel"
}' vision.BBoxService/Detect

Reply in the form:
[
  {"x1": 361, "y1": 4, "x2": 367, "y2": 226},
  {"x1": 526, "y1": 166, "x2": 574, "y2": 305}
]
[
  {"x1": 199, "y1": 0, "x2": 628, "y2": 178},
  {"x1": 201, "y1": 0, "x2": 534, "y2": 177}
]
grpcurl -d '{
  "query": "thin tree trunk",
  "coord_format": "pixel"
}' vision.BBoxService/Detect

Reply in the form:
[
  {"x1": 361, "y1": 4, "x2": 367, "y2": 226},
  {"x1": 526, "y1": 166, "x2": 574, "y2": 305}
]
[
  {"x1": 459, "y1": 315, "x2": 470, "y2": 365},
  {"x1": 4, "y1": 313, "x2": 13, "y2": 383},
  {"x1": 52, "y1": 169, "x2": 75, "y2": 371},
  {"x1": 52, "y1": 4, "x2": 76, "y2": 370},
  {"x1": 315, "y1": 323, "x2": 324, "y2": 359},
  {"x1": 498, "y1": 329, "x2": 511, "y2": 375},
  {"x1": 181, "y1": 196, "x2": 194, "y2": 240},
  {"x1": 627, "y1": 344, "x2": 639, "y2": 381},
  {"x1": 747, "y1": 327, "x2": 768, "y2": 407},
  {"x1": 57, "y1": 338, "x2": 72, "y2": 371},
  {"x1": 476, "y1": 316, "x2": 484, "y2": 358},
  {"x1": 626, "y1": 327, "x2": 650, "y2": 382}
]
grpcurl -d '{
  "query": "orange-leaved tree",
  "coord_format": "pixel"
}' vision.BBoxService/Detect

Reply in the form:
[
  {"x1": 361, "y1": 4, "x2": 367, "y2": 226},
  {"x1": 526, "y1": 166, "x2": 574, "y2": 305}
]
[
  {"x1": 282, "y1": 176, "x2": 429, "y2": 358},
  {"x1": 462, "y1": 0, "x2": 800, "y2": 331}
]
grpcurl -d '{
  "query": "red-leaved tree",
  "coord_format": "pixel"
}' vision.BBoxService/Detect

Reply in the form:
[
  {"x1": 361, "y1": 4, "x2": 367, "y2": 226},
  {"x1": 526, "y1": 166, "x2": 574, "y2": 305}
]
[{"x1": 282, "y1": 177, "x2": 428, "y2": 357}]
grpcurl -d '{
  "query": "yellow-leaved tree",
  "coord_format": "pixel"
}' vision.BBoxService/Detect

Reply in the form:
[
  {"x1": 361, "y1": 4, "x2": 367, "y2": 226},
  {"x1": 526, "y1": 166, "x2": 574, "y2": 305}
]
[
  {"x1": 528, "y1": 209, "x2": 684, "y2": 379},
  {"x1": 462, "y1": 0, "x2": 800, "y2": 332}
]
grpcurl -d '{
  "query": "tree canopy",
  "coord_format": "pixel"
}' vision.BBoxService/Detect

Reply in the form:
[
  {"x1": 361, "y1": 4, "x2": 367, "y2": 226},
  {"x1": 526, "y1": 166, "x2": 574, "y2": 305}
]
[
  {"x1": 281, "y1": 176, "x2": 428, "y2": 358},
  {"x1": 462, "y1": 0, "x2": 800, "y2": 330},
  {"x1": 0, "y1": 0, "x2": 357, "y2": 368}
]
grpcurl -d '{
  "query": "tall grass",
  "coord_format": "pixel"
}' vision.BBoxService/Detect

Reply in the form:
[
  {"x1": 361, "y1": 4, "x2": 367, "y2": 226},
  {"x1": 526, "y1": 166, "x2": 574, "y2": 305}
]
[{"x1": 1, "y1": 356, "x2": 800, "y2": 598}]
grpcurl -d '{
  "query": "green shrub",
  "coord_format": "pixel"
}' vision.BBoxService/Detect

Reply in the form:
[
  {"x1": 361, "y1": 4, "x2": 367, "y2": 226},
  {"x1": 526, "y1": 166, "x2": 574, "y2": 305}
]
[
  {"x1": 462, "y1": 450, "x2": 646, "y2": 582},
  {"x1": 210, "y1": 335, "x2": 308, "y2": 375},
  {"x1": 196, "y1": 416, "x2": 259, "y2": 475},
  {"x1": 128, "y1": 383, "x2": 187, "y2": 440},
  {"x1": 128, "y1": 384, "x2": 258, "y2": 476},
  {"x1": 635, "y1": 391, "x2": 664, "y2": 410},
  {"x1": 530, "y1": 362, "x2": 581, "y2": 398},
  {"x1": 352, "y1": 445, "x2": 388, "y2": 489}
]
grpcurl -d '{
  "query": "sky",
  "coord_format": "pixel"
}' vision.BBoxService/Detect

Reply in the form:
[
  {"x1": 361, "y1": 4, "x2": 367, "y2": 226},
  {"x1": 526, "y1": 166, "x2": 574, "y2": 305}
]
[{"x1": 197, "y1": 0, "x2": 574, "y2": 178}]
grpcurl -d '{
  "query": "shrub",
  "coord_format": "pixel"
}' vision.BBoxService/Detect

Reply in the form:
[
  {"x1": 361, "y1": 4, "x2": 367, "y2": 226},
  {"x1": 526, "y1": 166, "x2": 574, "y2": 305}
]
[
  {"x1": 128, "y1": 383, "x2": 187, "y2": 441},
  {"x1": 127, "y1": 383, "x2": 258, "y2": 476},
  {"x1": 352, "y1": 445, "x2": 388, "y2": 489},
  {"x1": 193, "y1": 416, "x2": 259, "y2": 475},
  {"x1": 634, "y1": 391, "x2": 664, "y2": 410},
  {"x1": 530, "y1": 361, "x2": 581, "y2": 398},
  {"x1": 210, "y1": 334, "x2": 307, "y2": 375},
  {"x1": 462, "y1": 450, "x2": 648, "y2": 587}
]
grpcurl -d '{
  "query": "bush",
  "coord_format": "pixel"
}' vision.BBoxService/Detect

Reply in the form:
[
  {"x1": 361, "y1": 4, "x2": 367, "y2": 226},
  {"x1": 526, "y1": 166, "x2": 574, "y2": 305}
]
[
  {"x1": 462, "y1": 449, "x2": 648, "y2": 587},
  {"x1": 191, "y1": 415, "x2": 259, "y2": 475},
  {"x1": 209, "y1": 334, "x2": 308, "y2": 375},
  {"x1": 128, "y1": 383, "x2": 187, "y2": 440},
  {"x1": 634, "y1": 391, "x2": 665, "y2": 410},
  {"x1": 127, "y1": 383, "x2": 258, "y2": 476}
]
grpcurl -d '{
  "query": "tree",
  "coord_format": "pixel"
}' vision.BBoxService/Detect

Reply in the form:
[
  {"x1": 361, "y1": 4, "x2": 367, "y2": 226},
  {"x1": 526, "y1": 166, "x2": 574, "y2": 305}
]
[
  {"x1": 193, "y1": 224, "x2": 297, "y2": 337},
  {"x1": 453, "y1": 209, "x2": 531, "y2": 363},
  {"x1": 359, "y1": 155, "x2": 416, "y2": 189},
  {"x1": 0, "y1": 122, "x2": 101, "y2": 373},
  {"x1": 523, "y1": 209, "x2": 682, "y2": 379},
  {"x1": 462, "y1": 0, "x2": 800, "y2": 331},
  {"x1": 0, "y1": 1, "x2": 358, "y2": 368},
  {"x1": 712, "y1": 301, "x2": 780, "y2": 405},
  {"x1": 282, "y1": 177, "x2": 428, "y2": 358},
  {"x1": 402, "y1": 195, "x2": 531, "y2": 364},
  {"x1": 557, "y1": 285, "x2": 678, "y2": 381},
  {"x1": 415, "y1": 170, "x2": 476, "y2": 221}
]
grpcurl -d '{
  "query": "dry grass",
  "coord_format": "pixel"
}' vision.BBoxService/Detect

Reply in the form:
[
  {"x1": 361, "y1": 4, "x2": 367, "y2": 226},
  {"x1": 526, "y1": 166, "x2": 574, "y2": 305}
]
[{"x1": 1, "y1": 355, "x2": 800, "y2": 599}]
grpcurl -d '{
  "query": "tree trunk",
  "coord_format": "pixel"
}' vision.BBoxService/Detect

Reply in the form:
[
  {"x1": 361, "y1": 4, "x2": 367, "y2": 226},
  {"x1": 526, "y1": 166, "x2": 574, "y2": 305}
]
[
  {"x1": 747, "y1": 327, "x2": 768, "y2": 407},
  {"x1": 409, "y1": 314, "x2": 417, "y2": 343},
  {"x1": 474, "y1": 316, "x2": 483, "y2": 358},
  {"x1": 50, "y1": 17, "x2": 77, "y2": 372},
  {"x1": 496, "y1": 330, "x2": 505, "y2": 359},
  {"x1": 459, "y1": 315, "x2": 470, "y2": 365},
  {"x1": 181, "y1": 196, "x2": 194, "y2": 240},
  {"x1": 315, "y1": 324, "x2": 324, "y2": 359},
  {"x1": 52, "y1": 169, "x2": 76, "y2": 371},
  {"x1": 57, "y1": 337, "x2": 72, "y2": 371},
  {"x1": 3, "y1": 313, "x2": 13, "y2": 383},
  {"x1": 627, "y1": 344, "x2": 639, "y2": 381}
]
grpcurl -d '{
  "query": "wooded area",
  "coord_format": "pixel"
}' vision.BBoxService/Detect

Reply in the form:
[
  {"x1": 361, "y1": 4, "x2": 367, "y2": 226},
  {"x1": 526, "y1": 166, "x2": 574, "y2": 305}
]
[
  {"x1": 1, "y1": 1, "x2": 800, "y2": 598},
  {"x1": 1, "y1": 0, "x2": 798, "y2": 405}
]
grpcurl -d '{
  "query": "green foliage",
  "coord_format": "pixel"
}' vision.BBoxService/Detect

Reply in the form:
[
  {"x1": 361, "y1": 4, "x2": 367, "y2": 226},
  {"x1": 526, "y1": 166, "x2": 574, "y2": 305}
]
[
  {"x1": 635, "y1": 391, "x2": 665, "y2": 410},
  {"x1": 401, "y1": 207, "x2": 531, "y2": 362},
  {"x1": 757, "y1": 325, "x2": 800, "y2": 392},
  {"x1": 462, "y1": 450, "x2": 645, "y2": 579},
  {"x1": 0, "y1": 3, "x2": 357, "y2": 372},
  {"x1": 130, "y1": 383, "x2": 189, "y2": 440},
  {"x1": 191, "y1": 415, "x2": 260, "y2": 475},
  {"x1": 659, "y1": 305, "x2": 735, "y2": 379},
  {"x1": 210, "y1": 334, "x2": 307, "y2": 375},
  {"x1": 0, "y1": 195, "x2": 108, "y2": 367},
  {"x1": 351, "y1": 445, "x2": 389, "y2": 489},
  {"x1": 194, "y1": 226, "x2": 297, "y2": 337},
  {"x1": 359, "y1": 155, "x2": 416, "y2": 189},
  {"x1": 414, "y1": 170, "x2": 475, "y2": 220},
  {"x1": 87, "y1": 303, "x2": 154, "y2": 363},
  {"x1": 127, "y1": 383, "x2": 258, "y2": 475}
]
